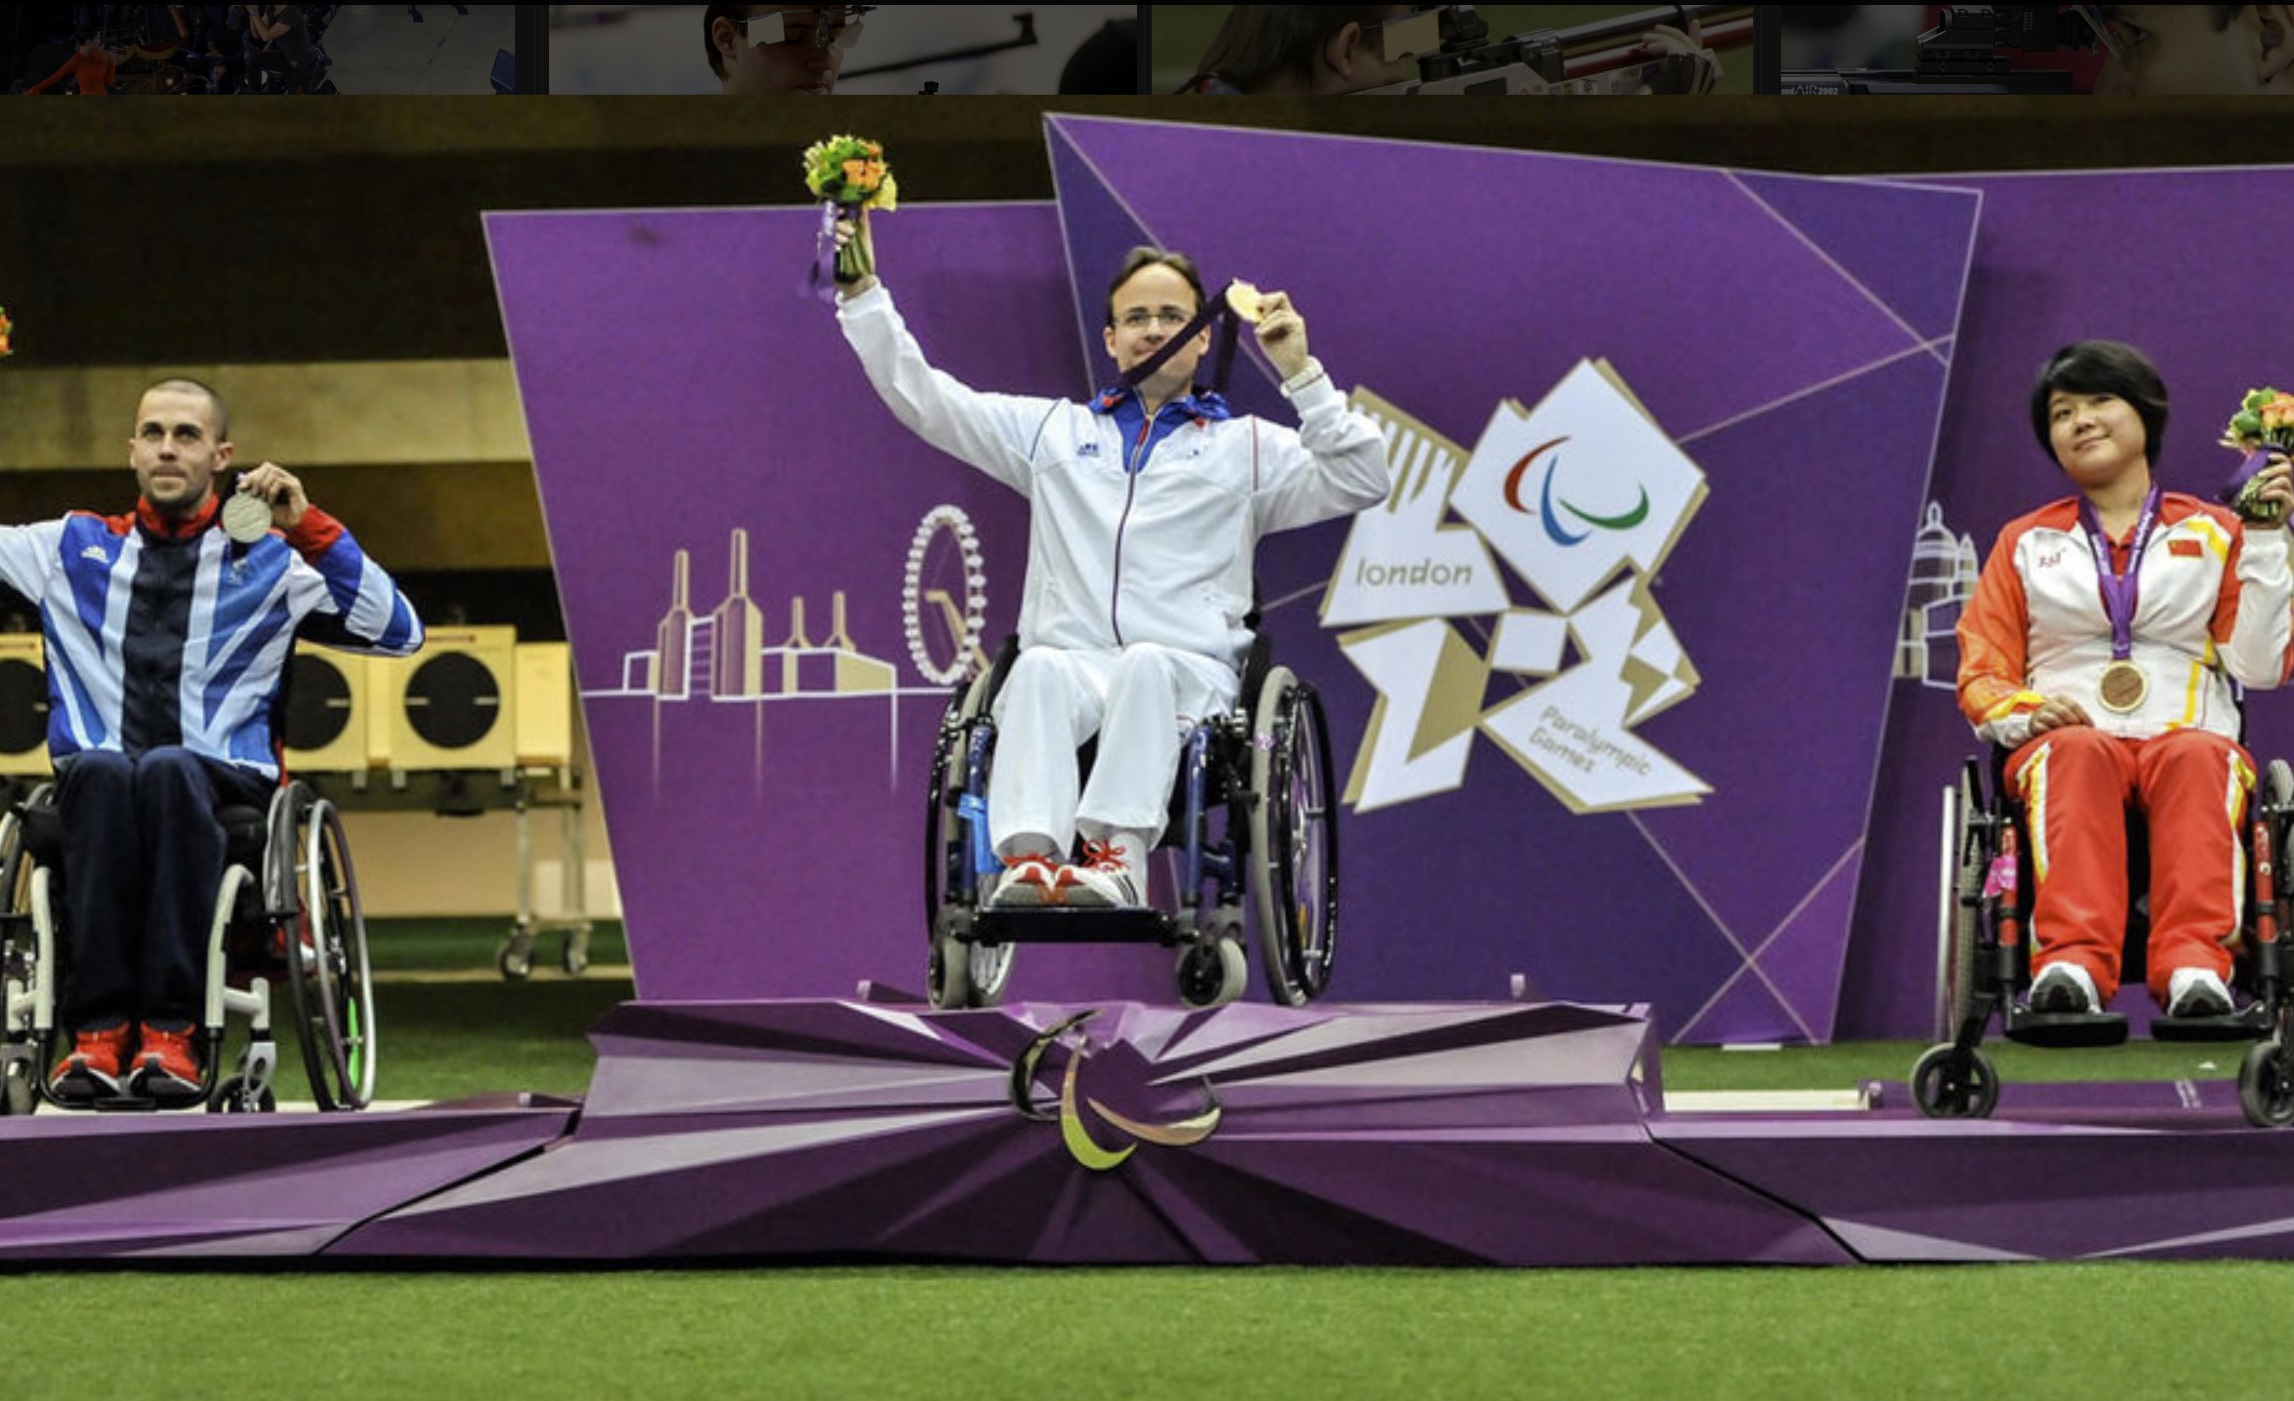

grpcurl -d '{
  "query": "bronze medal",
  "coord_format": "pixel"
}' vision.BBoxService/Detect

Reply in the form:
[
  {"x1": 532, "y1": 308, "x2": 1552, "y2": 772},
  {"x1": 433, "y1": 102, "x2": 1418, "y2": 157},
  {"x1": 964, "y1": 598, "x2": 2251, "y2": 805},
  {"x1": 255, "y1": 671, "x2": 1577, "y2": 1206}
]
[{"x1": 2098, "y1": 659, "x2": 2148, "y2": 714}]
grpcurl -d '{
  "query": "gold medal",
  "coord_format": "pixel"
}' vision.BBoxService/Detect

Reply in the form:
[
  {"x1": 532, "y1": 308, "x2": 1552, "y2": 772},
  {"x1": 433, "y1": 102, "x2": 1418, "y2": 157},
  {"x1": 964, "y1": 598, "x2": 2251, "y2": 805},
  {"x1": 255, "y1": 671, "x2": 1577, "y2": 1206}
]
[
  {"x1": 2098, "y1": 659, "x2": 2148, "y2": 714},
  {"x1": 221, "y1": 490, "x2": 272, "y2": 545},
  {"x1": 1226, "y1": 279, "x2": 1265, "y2": 324}
]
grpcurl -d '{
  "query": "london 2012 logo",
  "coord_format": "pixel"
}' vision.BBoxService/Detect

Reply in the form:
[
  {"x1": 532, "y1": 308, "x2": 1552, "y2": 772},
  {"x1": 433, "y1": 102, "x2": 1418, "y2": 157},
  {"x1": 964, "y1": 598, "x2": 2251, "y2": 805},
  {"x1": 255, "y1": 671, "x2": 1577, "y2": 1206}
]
[{"x1": 1322, "y1": 359, "x2": 1710, "y2": 815}]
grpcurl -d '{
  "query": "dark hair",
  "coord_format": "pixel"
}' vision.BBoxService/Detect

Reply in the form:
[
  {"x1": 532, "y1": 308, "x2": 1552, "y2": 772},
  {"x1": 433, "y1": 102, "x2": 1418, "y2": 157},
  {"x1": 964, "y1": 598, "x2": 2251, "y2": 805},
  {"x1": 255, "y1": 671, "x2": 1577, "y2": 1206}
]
[
  {"x1": 1104, "y1": 247, "x2": 1206, "y2": 328},
  {"x1": 1182, "y1": 5, "x2": 1399, "y2": 95},
  {"x1": 2029, "y1": 340, "x2": 2168, "y2": 467},
  {"x1": 703, "y1": 4, "x2": 748, "y2": 80},
  {"x1": 142, "y1": 376, "x2": 230, "y2": 441}
]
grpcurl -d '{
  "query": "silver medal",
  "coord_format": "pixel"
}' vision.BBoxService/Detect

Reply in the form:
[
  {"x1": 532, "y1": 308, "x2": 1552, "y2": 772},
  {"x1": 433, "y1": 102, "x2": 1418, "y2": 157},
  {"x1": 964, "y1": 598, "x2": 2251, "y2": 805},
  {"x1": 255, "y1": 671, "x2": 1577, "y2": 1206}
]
[{"x1": 221, "y1": 491, "x2": 272, "y2": 544}]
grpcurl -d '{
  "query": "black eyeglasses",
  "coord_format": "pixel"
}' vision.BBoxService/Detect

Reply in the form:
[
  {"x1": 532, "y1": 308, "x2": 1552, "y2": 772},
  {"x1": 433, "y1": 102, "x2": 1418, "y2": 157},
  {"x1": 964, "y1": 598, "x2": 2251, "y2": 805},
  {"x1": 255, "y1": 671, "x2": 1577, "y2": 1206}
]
[{"x1": 736, "y1": 6, "x2": 871, "y2": 52}]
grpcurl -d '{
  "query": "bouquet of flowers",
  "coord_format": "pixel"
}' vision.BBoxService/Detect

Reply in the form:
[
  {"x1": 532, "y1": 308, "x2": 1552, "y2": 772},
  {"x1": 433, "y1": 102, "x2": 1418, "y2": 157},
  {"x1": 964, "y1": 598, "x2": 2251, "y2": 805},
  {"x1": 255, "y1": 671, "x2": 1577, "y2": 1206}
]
[
  {"x1": 0, "y1": 306, "x2": 13, "y2": 359},
  {"x1": 2220, "y1": 387, "x2": 2294, "y2": 523},
  {"x1": 802, "y1": 135, "x2": 897, "y2": 289}
]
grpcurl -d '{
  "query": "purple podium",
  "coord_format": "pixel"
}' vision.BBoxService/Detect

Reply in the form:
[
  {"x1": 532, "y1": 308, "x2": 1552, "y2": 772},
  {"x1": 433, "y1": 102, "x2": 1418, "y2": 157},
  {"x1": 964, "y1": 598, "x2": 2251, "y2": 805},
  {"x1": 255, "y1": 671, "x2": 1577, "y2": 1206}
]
[
  {"x1": 6, "y1": 999, "x2": 2294, "y2": 1264},
  {"x1": 332, "y1": 997, "x2": 1846, "y2": 1265}
]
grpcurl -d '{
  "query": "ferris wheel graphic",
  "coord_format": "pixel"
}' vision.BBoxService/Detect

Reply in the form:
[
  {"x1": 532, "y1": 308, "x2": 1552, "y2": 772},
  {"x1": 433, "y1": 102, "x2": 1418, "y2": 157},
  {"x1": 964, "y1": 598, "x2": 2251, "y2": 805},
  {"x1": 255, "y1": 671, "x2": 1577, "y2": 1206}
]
[{"x1": 900, "y1": 505, "x2": 992, "y2": 686}]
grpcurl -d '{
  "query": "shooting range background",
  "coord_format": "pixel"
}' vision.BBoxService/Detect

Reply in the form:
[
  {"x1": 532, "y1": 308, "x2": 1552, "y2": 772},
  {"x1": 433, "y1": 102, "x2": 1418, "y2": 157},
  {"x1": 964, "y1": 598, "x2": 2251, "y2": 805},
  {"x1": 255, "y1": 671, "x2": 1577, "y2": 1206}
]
[{"x1": 3, "y1": 100, "x2": 2285, "y2": 1032}]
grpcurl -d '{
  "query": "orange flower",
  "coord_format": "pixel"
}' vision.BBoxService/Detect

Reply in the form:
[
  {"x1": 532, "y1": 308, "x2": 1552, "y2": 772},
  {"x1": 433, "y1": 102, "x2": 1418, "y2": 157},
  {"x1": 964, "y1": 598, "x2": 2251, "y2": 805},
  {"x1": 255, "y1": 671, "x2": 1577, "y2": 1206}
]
[{"x1": 842, "y1": 158, "x2": 868, "y2": 185}]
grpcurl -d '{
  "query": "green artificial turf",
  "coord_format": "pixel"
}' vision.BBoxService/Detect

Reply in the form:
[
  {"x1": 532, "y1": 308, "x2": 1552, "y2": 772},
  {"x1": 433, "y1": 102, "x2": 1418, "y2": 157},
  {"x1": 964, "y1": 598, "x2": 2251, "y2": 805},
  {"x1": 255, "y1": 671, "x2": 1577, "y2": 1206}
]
[
  {"x1": 1662, "y1": 1038, "x2": 2253, "y2": 1092},
  {"x1": 7, "y1": 1263, "x2": 2291, "y2": 1399}
]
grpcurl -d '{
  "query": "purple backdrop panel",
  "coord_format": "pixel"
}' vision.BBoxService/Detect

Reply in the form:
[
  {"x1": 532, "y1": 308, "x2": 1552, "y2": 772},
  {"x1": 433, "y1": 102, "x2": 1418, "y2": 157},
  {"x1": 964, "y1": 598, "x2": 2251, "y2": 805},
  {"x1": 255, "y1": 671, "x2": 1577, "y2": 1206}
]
[
  {"x1": 486, "y1": 203, "x2": 1174, "y2": 1004},
  {"x1": 1843, "y1": 166, "x2": 2294, "y2": 1039},
  {"x1": 1044, "y1": 117, "x2": 1980, "y2": 1041},
  {"x1": 336, "y1": 998, "x2": 1849, "y2": 1265},
  {"x1": 0, "y1": 1105, "x2": 569, "y2": 1260},
  {"x1": 487, "y1": 125, "x2": 1977, "y2": 1038}
]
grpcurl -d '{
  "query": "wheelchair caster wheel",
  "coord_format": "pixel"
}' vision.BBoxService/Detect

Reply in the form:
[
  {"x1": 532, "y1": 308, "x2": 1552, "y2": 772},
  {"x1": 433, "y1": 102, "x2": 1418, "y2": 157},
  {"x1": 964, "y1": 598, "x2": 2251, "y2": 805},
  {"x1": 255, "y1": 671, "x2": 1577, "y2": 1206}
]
[
  {"x1": 927, "y1": 933, "x2": 1011, "y2": 1010},
  {"x1": 1176, "y1": 939, "x2": 1247, "y2": 1009},
  {"x1": 560, "y1": 938, "x2": 589, "y2": 977},
  {"x1": 927, "y1": 934, "x2": 971, "y2": 1010},
  {"x1": 2239, "y1": 1040, "x2": 2294, "y2": 1128},
  {"x1": 498, "y1": 945, "x2": 534, "y2": 982},
  {"x1": 1911, "y1": 1043, "x2": 1998, "y2": 1119},
  {"x1": 208, "y1": 1076, "x2": 276, "y2": 1114}
]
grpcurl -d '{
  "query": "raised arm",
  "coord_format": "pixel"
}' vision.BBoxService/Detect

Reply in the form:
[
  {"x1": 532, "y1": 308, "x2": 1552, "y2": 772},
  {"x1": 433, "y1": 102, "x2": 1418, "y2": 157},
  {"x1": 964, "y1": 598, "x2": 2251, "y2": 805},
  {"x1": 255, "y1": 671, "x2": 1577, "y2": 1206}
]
[
  {"x1": 832, "y1": 229, "x2": 1064, "y2": 496},
  {"x1": 1241, "y1": 289, "x2": 1390, "y2": 533}
]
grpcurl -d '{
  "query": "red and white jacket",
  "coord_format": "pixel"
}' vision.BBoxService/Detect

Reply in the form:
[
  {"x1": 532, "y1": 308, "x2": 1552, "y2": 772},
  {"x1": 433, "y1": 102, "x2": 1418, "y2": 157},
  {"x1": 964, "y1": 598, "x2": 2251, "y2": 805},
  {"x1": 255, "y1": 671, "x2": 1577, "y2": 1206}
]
[{"x1": 1957, "y1": 491, "x2": 2294, "y2": 749}]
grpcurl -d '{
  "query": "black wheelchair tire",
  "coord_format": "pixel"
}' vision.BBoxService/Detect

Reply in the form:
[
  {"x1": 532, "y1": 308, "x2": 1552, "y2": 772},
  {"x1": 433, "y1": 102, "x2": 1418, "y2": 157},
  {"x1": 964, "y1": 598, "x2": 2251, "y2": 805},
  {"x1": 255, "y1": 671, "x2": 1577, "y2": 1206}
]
[
  {"x1": 1251, "y1": 671, "x2": 1339, "y2": 1007},
  {"x1": 2239, "y1": 1040, "x2": 2294, "y2": 1128},
  {"x1": 1910, "y1": 1042, "x2": 1999, "y2": 1119},
  {"x1": 281, "y1": 789, "x2": 376, "y2": 1111}
]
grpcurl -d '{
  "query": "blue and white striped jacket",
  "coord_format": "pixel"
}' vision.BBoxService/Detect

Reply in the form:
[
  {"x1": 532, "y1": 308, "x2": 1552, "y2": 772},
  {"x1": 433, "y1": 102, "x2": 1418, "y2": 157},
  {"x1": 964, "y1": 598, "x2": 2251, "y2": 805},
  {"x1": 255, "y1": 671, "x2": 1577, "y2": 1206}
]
[{"x1": 0, "y1": 496, "x2": 424, "y2": 778}]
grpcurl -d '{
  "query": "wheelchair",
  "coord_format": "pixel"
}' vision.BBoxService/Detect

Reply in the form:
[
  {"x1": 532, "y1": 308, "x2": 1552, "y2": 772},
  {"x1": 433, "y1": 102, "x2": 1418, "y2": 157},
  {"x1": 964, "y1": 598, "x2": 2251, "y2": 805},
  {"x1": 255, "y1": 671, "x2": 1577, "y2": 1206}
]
[
  {"x1": 0, "y1": 775, "x2": 376, "y2": 1114},
  {"x1": 923, "y1": 631, "x2": 1340, "y2": 1011},
  {"x1": 1913, "y1": 749, "x2": 2294, "y2": 1128}
]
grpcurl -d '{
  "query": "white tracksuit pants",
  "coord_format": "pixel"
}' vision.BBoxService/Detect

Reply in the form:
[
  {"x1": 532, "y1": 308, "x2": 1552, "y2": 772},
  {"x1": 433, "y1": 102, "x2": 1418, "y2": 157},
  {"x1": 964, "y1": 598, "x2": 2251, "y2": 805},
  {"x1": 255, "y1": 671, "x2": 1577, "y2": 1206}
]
[{"x1": 988, "y1": 641, "x2": 1240, "y2": 857}]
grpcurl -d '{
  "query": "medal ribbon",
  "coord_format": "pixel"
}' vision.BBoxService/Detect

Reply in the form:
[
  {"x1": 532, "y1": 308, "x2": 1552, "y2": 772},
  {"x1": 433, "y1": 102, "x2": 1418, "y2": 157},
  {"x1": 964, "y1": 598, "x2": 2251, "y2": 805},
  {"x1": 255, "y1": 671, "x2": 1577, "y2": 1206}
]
[
  {"x1": 2076, "y1": 483, "x2": 2161, "y2": 662},
  {"x1": 809, "y1": 201, "x2": 842, "y2": 305},
  {"x1": 1117, "y1": 286, "x2": 1248, "y2": 395}
]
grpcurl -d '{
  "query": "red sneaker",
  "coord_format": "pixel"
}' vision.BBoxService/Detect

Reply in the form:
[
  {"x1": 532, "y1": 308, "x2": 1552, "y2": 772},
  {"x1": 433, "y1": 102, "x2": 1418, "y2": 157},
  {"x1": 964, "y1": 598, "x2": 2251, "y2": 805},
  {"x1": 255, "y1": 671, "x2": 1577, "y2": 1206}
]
[
  {"x1": 47, "y1": 1022, "x2": 132, "y2": 1105},
  {"x1": 127, "y1": 1023, "x2": 204, "y2": 1106}
]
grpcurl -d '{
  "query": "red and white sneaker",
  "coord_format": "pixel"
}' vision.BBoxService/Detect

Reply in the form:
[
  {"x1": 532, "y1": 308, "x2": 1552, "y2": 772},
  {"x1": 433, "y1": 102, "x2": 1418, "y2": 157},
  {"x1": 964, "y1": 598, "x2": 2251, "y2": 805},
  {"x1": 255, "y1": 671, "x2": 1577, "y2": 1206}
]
[
  {"x1": 1055, "y1": 839, "x2": 1143, "y2": 909},
  {"x1": 989, "y1": 852, "x2": 1060, "y2": 909},
  {"x1": 47, "y1": 1022, "x2": 132, "y2": 1106}
]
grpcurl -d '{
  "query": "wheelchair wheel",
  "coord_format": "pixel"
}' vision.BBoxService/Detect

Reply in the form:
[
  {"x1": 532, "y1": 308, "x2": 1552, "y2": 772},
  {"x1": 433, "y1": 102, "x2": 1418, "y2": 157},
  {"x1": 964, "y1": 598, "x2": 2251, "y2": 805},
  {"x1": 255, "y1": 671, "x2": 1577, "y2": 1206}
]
[
  {"x1": 923, "y1": 672, "x2": 1012, "y2": 1010},
  {"x1": 280, "y1": 788, "x2": 376, "y2": 1110},
  {"x1": 2239, "y1": 1040, "x2": 2294, "y2": 1128},
  {"x1": 1250, "y1": 668, "x2": 1339, "y2": 1006},
  {"x1": 1911, "y1": 1043, "x2": 1999, "y2": 1119},
  {"x1": 1177, "y1": 937, "x2": 1247, "y2": 1009},
  {"x1": 208, "y1": 1075, "x2": 277, "y2": 1114}
]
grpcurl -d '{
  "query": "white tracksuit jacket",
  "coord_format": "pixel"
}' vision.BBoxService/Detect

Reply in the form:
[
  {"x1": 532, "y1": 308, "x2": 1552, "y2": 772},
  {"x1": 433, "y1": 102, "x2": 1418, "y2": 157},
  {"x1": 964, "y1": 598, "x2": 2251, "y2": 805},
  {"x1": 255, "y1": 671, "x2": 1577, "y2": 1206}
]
[{"x1": 837, "y1": 282, "x2": 1391, "y2": 676}]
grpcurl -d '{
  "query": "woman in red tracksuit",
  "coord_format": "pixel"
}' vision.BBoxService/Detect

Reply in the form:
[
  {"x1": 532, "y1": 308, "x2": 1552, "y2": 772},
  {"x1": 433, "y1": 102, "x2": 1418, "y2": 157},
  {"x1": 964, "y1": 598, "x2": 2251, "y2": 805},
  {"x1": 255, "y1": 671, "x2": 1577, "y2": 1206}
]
[{"x1": 1957, "y1": 340, "x2": 2294, "y2": 1018}]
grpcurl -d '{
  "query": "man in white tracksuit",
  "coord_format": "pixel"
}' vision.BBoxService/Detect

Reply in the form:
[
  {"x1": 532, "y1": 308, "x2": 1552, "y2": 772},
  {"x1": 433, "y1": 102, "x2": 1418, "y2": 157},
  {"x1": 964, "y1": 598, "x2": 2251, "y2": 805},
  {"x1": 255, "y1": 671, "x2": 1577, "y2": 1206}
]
[{"x1": 835, "y1": 229, "x2": 1390, "y2": 908}]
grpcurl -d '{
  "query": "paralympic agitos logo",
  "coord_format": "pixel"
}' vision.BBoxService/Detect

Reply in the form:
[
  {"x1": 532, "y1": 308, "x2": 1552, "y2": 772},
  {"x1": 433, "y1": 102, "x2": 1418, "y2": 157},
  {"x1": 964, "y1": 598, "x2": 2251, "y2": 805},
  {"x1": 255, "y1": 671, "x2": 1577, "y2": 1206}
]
[
  {"x1": 1504, "y1": 436, "x2": 1653, "y2": 547},
  {"x1": 1320, "y1": 361, "x2": 1712, "y2": 815},
  {"x1": 1008, "y1": 1010, "x2": 1221, "y2": 1172}
]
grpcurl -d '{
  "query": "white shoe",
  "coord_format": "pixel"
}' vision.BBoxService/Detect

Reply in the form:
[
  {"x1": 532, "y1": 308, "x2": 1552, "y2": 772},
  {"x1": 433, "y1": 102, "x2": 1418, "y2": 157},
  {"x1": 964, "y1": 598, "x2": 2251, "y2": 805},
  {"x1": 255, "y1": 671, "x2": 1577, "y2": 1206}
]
[
  {"x1": 2028, "y1": 961, "x2": 2100, "y2": 1015},
  {"x1": 988, "y1": 853, "x2": 1059, "y2": 909},
  {"x1": 2165, "y1": 967, "x2": 2234, "y2": 1019},
  {"x1": 1054, "y1": 838, "x2": 1144, "y2": 909}
]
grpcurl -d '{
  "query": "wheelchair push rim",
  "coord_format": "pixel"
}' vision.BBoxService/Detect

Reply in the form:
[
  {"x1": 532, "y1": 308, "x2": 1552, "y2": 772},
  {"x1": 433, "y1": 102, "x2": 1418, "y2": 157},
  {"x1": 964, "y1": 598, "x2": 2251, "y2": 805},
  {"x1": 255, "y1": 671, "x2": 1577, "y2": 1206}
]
[
  {"x1": 282, "y1": 789, "x2": 376, "y2": 1109},
  {"x1": 923, "y1": 669, "x2": 1012, "y2": 1009},
  {"x1": 1252, "y1": 668, "x2": 1339, "y2": 1006}
]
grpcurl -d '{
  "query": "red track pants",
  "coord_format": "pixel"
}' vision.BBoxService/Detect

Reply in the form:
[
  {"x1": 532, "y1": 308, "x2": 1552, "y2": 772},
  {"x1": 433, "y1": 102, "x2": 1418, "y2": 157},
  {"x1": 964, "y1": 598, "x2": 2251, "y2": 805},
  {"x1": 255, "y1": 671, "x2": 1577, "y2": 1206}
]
[{"x1": 2007, "y1": 725, "x2": 2250, "y2": 1004}]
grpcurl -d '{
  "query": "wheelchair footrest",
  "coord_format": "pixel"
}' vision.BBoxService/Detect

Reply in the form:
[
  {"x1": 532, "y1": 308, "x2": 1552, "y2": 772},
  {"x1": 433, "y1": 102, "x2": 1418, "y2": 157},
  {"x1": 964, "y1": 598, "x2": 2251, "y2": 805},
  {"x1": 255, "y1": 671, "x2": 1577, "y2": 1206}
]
[
  {"x1": 971, "y1": 907, "x2": 1179, "y2": 946},
  {"x1": 2005, "y1": 1010, "x2": 2130, "y2": 1048},
  {"x1": 2152, "y1": 1007, "x2": 2270, "y2": 1043}
]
